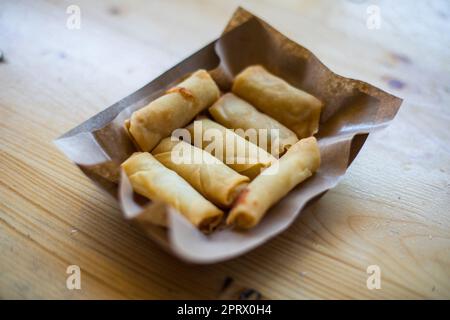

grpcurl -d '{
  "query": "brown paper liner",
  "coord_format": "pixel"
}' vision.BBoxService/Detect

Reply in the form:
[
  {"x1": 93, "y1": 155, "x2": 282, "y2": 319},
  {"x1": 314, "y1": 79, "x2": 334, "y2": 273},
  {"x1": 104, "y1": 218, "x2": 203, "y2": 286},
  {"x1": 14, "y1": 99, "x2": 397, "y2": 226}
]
[{"x1": 54, "y1": 7, "x2": 402, "y2": 263}]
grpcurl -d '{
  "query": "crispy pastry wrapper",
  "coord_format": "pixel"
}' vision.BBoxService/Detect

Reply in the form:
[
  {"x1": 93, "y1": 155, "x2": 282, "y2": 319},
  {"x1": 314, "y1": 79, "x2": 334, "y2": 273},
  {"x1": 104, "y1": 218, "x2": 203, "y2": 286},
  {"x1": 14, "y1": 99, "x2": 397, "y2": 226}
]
[
  {"x1": 232, "y1": 65, "x2": 323, "y2": 139},
  {"x1": 185, "y1": 118, "x2": 276, "y2": 179},
  {"x1": 152, "y1": 137, "x2": 249, "y2": 207},
  {"x1": 127, "y1": 70, "x2": 220, "y2": 152},
  {"x1": 209, "y1": 93, "x2": 299, "y2": 156},
  {"x1": 54, "y1": 8, "x2": 402, "y2": 263},
  {"x1": 122, "y1": 152, "x2": 223, "y2": 233},
  {"x1": 227, "y1": 137, "x2": 320, "y2": 229}
]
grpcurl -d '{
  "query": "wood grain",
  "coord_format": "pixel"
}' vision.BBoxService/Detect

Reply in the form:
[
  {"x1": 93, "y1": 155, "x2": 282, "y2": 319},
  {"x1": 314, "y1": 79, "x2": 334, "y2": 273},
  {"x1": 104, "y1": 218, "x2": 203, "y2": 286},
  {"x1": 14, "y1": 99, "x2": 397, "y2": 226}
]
[{"x1": 1, "y1": 0, "x2": 449, "y2": 299}]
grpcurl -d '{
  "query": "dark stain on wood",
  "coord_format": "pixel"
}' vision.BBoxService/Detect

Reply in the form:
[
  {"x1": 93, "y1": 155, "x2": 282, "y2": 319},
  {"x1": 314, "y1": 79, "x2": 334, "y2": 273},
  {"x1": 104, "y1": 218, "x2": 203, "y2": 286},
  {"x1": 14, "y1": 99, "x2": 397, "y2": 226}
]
[
  {"x1": 239, "y1": 288, "x2": 262, "y2": 300},
  {"x1": 220, "y1": 276, "x2": 233, "y2": 292},
  {"x1": 108, "y1": 6, "x2": 121, "y2": 16},
  {"x1": 387, "y1": 78, "x2": 406, "y2": 90}
]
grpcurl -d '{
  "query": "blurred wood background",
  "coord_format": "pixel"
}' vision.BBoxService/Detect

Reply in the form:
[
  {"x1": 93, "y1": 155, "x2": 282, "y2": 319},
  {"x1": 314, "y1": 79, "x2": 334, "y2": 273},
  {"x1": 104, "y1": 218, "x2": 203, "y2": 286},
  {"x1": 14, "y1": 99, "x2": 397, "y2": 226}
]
[{"x1": 1, "y1": 0, "x2": 449, "y2": 299}]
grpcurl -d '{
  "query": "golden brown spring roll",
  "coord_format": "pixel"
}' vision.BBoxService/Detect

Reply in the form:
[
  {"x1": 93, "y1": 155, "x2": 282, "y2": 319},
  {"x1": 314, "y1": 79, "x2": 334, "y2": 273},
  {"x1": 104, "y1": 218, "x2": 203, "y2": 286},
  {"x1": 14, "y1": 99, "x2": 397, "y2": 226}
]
[
  {"x1": 126, "y1": 70, "x2": 220, "y2": 151},
  {"x1": 152, "y1": 137, "x2": 249, "y2": 207},
  {"x1": 186, "y1": 118, "x2": 276, "y2": 180},
  {"x1": 209, "y1": 93, "x2": 299, "y2": 156},
  {"x1": 227, "y1": 137, "x2": 320, "y2": 229},
  {"x1": 232, "y1": 65, "x2": 323, "y2": 139},
  {"x1": 121, "y1": 152, "x2": 223, "y2": 232}
]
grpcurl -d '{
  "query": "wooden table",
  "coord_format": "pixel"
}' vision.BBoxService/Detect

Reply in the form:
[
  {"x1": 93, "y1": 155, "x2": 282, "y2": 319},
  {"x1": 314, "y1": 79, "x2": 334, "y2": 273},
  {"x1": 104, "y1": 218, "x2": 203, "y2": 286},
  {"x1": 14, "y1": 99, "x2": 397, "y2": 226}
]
[{"x1": 1, "y1": 0, "x2": 449, "y2": 299}]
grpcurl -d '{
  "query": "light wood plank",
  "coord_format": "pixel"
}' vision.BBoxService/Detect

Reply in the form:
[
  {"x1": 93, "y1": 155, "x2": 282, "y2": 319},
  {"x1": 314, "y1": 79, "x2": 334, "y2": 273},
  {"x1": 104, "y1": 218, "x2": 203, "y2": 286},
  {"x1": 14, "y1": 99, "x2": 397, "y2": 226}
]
[{"x1": 1, "y1": 0, "x2": 449, "y2": 299}]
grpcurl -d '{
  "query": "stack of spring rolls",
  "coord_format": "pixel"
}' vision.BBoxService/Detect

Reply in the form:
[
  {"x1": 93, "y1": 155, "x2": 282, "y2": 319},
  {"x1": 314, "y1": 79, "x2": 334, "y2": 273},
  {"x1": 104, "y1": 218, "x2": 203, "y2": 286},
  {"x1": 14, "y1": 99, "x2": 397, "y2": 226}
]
[{"x1": 122, "y1": 66, "x2": 323, "y2": 232}]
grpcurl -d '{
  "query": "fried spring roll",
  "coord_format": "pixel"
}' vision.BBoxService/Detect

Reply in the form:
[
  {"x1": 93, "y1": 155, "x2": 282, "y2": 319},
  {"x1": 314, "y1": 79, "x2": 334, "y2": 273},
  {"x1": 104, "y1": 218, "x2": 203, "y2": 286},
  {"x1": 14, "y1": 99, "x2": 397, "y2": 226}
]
[
  {"x1": 232, "y1": 65, "x2": 323, "y2": 139},
  {"x1": 209, "y1": 93, "x2": 299, "y2": 156},
  {"x1": 126, "y1": 70, "x2": 220, "y2": 151},
  {"x1": 121, "y1": 152, "x2": 223, "y2": 232},
  {"x1": 186, "y1": 119, "x2": 276, "y2": 180},
  {"x1": 152, "y1": 137, "x2": 249, "y2": 207},
  {"x1": 227, "y1": 137, "x2": 320, "y2": 229}
]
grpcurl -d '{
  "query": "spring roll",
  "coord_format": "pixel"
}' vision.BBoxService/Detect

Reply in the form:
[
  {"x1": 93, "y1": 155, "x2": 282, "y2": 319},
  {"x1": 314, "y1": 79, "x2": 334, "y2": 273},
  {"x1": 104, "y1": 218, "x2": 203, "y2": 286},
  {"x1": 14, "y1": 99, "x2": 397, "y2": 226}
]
[
  {"x1": 186, "y1": 118, "x2": 276, "y2": 180},
  {"x1": 126, "y1": 70, "x2": 220, "y2": 151},
  {"x1": 232, "y1": 65, "x2": 323, "y2": 139},
  {"x1": 209, "y1": 93, "x2": 299, "y2": 156},
  {"x1": 227, "y1": 137, "x2": 320, "y2": 229},
  {"x1": 121, "y1": 152, "x2": 223, "y2": 232},
  {"x1": 152, "y1": 137, "x2": 249, "y2": 207}
]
